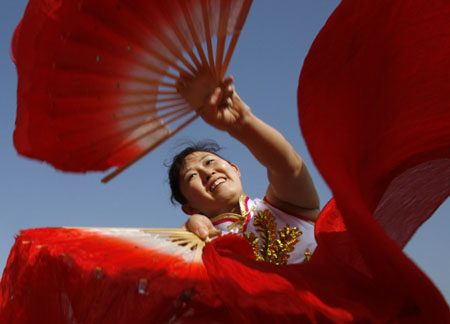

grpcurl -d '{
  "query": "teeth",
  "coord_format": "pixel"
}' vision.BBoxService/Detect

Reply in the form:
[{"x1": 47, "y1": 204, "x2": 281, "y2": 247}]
[{"x1": 210, "y1": 178, "x2": 225, "y2": 192}]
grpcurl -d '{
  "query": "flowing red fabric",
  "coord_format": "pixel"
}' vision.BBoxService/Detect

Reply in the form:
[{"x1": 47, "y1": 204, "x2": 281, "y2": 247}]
[{"x1": 297, "y1": 0, "x2": 450, "y2": 321}]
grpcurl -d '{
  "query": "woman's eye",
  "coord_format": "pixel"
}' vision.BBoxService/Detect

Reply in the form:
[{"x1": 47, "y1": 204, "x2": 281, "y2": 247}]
[
  {"x1": 206, "y1": 159, "x2": 214, "y2": 165},
  {"x1": 187, "y1": 173, "x2": 196, "y2": 182}
]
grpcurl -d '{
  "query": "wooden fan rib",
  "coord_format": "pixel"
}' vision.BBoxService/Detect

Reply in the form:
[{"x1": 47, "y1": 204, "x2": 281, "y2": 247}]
[
  {"x1": 102, "y1": 112, "x2": 199, "y2": 183},
  {"x1": 58, "y1": 104, "x2": 190, "y2": 163},
  {"x1": 141, "y1": 20, "x2": 198, "y2": 76},
  {"x1": 156, "y1": 2, "x2": 203, "y2": 72},
  {"x1": 193, "y1": 241, "x2": 204, "y2": 263},
  {"x1": 52, "y1": 95, "x2": 185, "y2": 120},
  {"x1": 55, "y1": 100, "x2": 187, "y2": 126},
  {"x1": 118, "y1": 95, "x2": 185, "y2": 109},
  {"x1": 178, "y1": 0, "x2": 210, "y2": 69},
  {"x1": 49, "y1": 95, "x2": 184, "y2": 123},
  {"x1": 72, "y1": 227, "x2": 201, "y2": 237},
  {"x1": 169, "y1": 238, "x2": 193, "y2": 245},
  {"x1": 221, "y1": 0, "x2": 253, "y2": 79},
  {"x1": 215, "y1": 0, "x2": 232, "y2": 81},
  {"x1": 122, "y1": 89, "x2": 178, "y2": 96},
  {"x1": 86, "y1": 106, "x2": 193, "y2": 171},
  {"x1": 201, "y1": 0, "x2": 216, "y2": 78},
  {"x1": 139, "y1": 43, "x2": 192, "y2": 77},
  {"x1": 74, "y1": 104, "x2": 191, "y2": 148},
  {"x1": 59, "y1": 106, "x2": 191, "y2": 172},
  {"x1": 113, "y1": 101, "x2": 188, "y2": 121},
  {"x1": 141, "y1": 228, "x2": 193, "y2": 233},
  {"x1": 173, "y1": 242, "x2": 199, "y2": 256},
  {"x1": 49, "y1": 61, "x2": 179, "y2": 98}
]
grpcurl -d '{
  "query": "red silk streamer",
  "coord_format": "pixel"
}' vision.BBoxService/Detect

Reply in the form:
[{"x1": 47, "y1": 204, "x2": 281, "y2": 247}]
[{"x1": 298, "y1": 0, "x2": 450, "y2": 321}]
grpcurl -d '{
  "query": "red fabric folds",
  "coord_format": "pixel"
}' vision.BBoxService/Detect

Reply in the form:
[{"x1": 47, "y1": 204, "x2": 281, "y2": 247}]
[{"x1": 298, "y1": 0, "x2": 450, "y2": 321}]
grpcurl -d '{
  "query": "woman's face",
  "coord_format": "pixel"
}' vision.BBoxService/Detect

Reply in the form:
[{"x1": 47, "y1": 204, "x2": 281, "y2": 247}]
[{"x1": 179, "y1": 151, "x2": 243, "y2": 217}]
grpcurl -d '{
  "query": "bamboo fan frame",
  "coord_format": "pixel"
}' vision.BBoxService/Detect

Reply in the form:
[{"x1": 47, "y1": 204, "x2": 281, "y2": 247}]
[
  {"x1": 70, "y1": 227, "x2": 222, "y2": 263},
  {"x1": 98, "y1": 0, "x2": 252, "y2": 183},
  {"x1": 98, "y1": 0, "x2": 253, "y2": 182}
]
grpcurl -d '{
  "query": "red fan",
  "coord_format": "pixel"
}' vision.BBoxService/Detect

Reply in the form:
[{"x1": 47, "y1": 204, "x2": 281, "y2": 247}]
[
  {"x1": 0, "y1": 227, "x2": 223, "y2": 323},
  {"x1": 12, "y1": 0, "x2": 252, "y2": 182}
]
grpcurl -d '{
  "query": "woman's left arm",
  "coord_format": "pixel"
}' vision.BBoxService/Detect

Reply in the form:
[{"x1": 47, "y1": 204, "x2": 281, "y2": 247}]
[{"x1": 202, "y1": 78, "x2": 320, "y2": 221}]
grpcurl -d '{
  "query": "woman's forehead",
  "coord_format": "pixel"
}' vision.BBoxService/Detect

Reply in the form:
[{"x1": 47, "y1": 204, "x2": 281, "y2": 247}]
[
  {"x1": 180, "y1": 151, "x2": 224, "y2": 173},
  {"x1": 183, "y1": 151, "x2": 215, "y2": 167}
]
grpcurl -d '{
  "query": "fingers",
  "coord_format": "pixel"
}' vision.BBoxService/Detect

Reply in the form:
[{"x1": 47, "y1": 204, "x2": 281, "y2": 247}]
[
  {"x1": 185, "y1": 214, "x2": 217, "y2": 240},
  {"x1": 223, "y1": 75, "x2": 234, "y2": 88},
  {"x1": 209, "y1": 87, "x2": 222, "y2": 107}
]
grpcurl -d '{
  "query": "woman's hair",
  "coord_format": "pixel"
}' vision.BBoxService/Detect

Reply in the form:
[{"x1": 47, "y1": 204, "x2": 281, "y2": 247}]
[{"x1": 167, "y1": 140, "x2": 223, "y2": 205}]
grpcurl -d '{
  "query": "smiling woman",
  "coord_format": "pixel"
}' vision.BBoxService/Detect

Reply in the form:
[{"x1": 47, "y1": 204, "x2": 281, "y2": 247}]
[
  {"x1": 179, "y1": 150, "x2": 243, "y2": 216},
  {"x1": 169, "y1": 75, "x2": 320, "y2": 264}
]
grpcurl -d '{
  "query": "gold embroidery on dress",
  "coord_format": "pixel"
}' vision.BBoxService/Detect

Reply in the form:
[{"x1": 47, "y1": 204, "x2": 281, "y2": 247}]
[
  {"x1": 243, "y1": 208, "x2": 302, "y2": 265},
  {"x1": 210, "y1": 193, "x2": 254, "y2": 233}
]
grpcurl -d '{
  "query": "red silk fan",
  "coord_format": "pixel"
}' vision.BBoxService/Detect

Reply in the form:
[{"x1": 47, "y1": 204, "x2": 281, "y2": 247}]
[{"x1": 12, "y1": 0, "x2": 252, "y2": 182}]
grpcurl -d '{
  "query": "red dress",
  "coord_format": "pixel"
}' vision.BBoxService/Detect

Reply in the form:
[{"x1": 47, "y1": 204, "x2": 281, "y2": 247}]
[{"x1": 2, "y1": 0, "x2": 450, "y2": 322}]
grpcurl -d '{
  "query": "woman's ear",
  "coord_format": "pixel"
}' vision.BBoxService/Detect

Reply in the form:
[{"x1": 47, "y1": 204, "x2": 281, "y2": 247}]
[
  {"x1": 230, "y1": 162, "x2": 241, "y2": 177},
  {"x1": 182, "y1": 204, "x2": 200, "y2": 215}
]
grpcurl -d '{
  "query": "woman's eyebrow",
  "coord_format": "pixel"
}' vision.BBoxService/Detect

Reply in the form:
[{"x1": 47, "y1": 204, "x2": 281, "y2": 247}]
[{"x1": 182, "y1": 154, "x2": 211, "y2": 179}]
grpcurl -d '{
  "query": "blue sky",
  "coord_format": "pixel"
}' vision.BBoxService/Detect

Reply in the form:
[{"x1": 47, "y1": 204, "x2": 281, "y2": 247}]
[{"x1": 1, "y1": 0, "x2": 448, "y2": 303}]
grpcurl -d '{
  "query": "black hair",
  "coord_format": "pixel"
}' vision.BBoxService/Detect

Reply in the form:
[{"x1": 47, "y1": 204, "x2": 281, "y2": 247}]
[{"x1": 168, "y1": 140, "x2": 223, "y2": 205}]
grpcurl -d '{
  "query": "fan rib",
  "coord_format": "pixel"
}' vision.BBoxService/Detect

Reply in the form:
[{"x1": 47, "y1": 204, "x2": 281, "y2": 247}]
[
  {"x1": 215, "y1": 0, "x2": 231, "y2": 81},
  {"x1": 52, "y1": 97, "x2": 185, "y2": 121},
  {"x1": 65, "y1": 106, "x2": 192, "y2": 168},
  {"x1": 158, "y1": 3, "x2": 203, "y2": 72},
  {"x1": 92, "y1": 105, "x2": 191, "y2": 151},
  {"x1": 179, "y1": 0, "x2": 210, "y2": 69},
  {"x1": 50, "y1": 95, "x2": 185, "y2": 120},
  {"x1": 221, "y1": 0, "x2": 252, "y2": 79},
  {"x1": 173, "y1": 242, "x2": 198, "y2": 256},
  {"x1": 201, "y1": 0, "x2": 216, "y2": 78},
  {"x1": 101, "y1": 112, "x2": 199, "y2": 183},
  {"x1": 193, "y1": 241, "x2": 204, "y2": 263},
  {"x1": 117, "y1": 96, "x2": 185, "y2": 109},
  {"x1": 148, "y1": 26, "x2": 198, "y2": 76},
  {"x1": 122, "y1": 89, "x2": 178, "y2": 96}
]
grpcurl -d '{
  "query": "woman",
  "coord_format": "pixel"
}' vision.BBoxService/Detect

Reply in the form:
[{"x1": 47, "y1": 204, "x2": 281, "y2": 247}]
[{"x1": 171, "y1": 74, "x2": 320, "y2": 264}]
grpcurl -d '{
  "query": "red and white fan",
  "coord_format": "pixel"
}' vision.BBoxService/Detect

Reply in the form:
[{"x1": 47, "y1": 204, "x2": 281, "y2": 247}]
[{"x1": 12, "y1": 0, "x2": 252, "y2": 182}]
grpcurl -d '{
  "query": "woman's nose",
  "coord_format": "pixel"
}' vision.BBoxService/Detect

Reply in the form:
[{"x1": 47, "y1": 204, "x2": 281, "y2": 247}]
[{"x1": 204, "y1": 170, "x2": 215, "y2": 182}]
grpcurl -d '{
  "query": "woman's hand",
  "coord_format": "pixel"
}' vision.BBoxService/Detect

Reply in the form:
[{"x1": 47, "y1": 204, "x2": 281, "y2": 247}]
[
  {"x1": 177, "y1": 72, "x2": 251, "y2": 133},
  {"x1": 184, "y1": 214, "x2": 220, "y2": 240},
  {"x1": 200, "y1": 76, "x2": 251, "y2": 133}
]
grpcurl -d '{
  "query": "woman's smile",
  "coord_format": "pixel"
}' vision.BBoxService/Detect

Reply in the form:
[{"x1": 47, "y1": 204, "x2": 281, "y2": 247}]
[{"x1": 179, "y1": 151, "x2": 242, "y2": 216}]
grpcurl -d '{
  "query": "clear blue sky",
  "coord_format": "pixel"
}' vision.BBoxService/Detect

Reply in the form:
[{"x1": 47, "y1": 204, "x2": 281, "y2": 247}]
[{"x1": 1, "y1": 0, "x2": 448, "y2": 303}]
